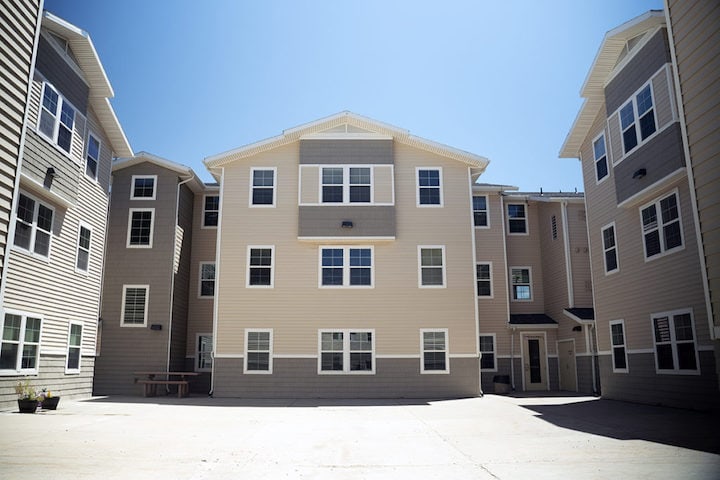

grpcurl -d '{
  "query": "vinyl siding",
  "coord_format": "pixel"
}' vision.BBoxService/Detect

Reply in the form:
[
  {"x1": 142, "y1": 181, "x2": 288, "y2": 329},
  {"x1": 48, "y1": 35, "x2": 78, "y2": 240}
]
[
  {"x1": 506, "y1": 202, "x2": 545, "y2": 314},
  {"x1": 169, "y1": 183, "x2": 193, "y2": 371}
]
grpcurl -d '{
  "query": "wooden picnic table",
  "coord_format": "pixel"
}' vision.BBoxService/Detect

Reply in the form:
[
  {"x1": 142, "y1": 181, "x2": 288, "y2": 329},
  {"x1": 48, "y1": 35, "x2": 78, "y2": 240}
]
[{"x1": 133, "y1": 371, "x2": 199, "y2": 398}]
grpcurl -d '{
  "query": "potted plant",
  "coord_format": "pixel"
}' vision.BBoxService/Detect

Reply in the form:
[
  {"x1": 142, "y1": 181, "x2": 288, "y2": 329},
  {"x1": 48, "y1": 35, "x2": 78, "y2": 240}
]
[
  {"x1": 14, "y1": 380, "x2": 39, "y2": 413},
  {"x1": 39, "y1": 388, "x2": 60, "y2": 410}
]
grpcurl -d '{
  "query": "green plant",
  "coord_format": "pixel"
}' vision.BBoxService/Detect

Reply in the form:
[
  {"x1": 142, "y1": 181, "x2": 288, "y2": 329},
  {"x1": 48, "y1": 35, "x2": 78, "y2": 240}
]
[{"x1": 14, "y1": 380, "x2": 38, "y2": 401}]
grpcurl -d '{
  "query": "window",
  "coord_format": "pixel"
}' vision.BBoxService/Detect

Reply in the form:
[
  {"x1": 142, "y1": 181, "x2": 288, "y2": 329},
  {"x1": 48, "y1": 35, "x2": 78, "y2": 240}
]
[
  {"x1": 653, "y1": 310, "x2": 698, "y2": 373},
  {"x1": 250, "y1": 168, "x2": 276, "y2": 206},
  {"x1": 593, "y1": 133, "x2": 608, "y2": 182},
  {"x1": 126, "y1": 208, "x2": 154, "y2": 248},
  {"x1": 602, "y1": 223, "x2": 618, "y2": 273},
  {"x1": 321, "y1": 166, "x2": 371, "y2": 204},
  {"x1": 421, "y1": 329, "x2": 448, "y2": 373},
  {"x1": 76, "y1": 223, "x2": 92, "y2": 273},
  {"x1": 507, "y1": 204, "x2": 527, "y2": 234},
  {"x1": 130, "y1": 175, "x2": 157, "y2": 200},
  {"x1": 511, "y1": 267, "x2": 532, "y2": 301},
  {"x1": 319, "y1": 330, "x2": 374, "y2": 374},
  {"x1": 551, "y1": 215, "x2": 558, "y2": 240},
  {"x1": 245, "y1": 330, "x2": 272, "y2": 373},
  {"x1": 610, "y1": 320, "x2": 628, "y2": 373},
  {"x1": 320, "y1": 247, "x2": 373, "y2": 287},
  {"x1": 66, "y1": 323, "x2": 82, "y2": 373},
  {"x1": 121, "y1": 285, "x2": 149, "y2": 327},
  {"x1": 196, "y1": 334, "x2": 212, "y2": 372},
  {"x1": 85, "y1": 133, "x2": 101, "y2": 180},
  {"x1": 418, "y1": 246, "x2": 445, "y2": 288},
  {"x1": 38, "y1": 83, "x2": 75, "y2": 153},
  {"x1": 199, "y1": 262, "x2": 215, "y2": 297},
  {"x1": 473, "y1": 195, "x2": 488, "y2": 227},
  {"x1": 13, "y1": 192, "x2": 54, "y2": 258},
  {"x1": 476, "y1": 262, "x2": 492, "y2": 297},
  {"x1": 479, "y1": 335, "x2": 496, "y2": 370},
  {"x1": 417, "y1": 168, "x2": 442, "y2": 206},
  {"x1": 619, "y1": 84, "x2": 656, "y2": 155},
  {"x1": 247, "y1": 247, "x2": 274, "y2": 287},
  {"x1": 0, "y1": 311, "x2": 42, "y2": 373},
  {"x1": 641, "y1": 191, "x2": 683, "y2": 259},
  {"x1": 203, "y1": 195, "x2": 219, "y2": 227}
]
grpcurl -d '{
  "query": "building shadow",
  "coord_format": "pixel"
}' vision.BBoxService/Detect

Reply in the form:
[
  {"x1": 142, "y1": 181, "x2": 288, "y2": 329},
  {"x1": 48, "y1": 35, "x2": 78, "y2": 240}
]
[{"x1": 80, "y1": 395, "x2": 437, "y2": 408}]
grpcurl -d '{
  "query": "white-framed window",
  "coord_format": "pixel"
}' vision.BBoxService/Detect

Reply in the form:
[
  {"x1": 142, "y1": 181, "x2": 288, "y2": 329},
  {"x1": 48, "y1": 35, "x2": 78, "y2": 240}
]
[
  {"x1": 476, "y1": 262, "x2": 492, "y2": 297},
  {"x1": 126, "y1": 208, "x2": 154, "y2": 248},
  {"x1": 196, "y1": 334, "x2": 212, "y2": 372},
  {"x1": 319, "y1": 246, "x2": 373, "y2": 288},
  {"x1": 247, "y1": 246, "x2": 274, "y2": 287},
  {"x1": 37, "y1": 82, "x2": 75, "y2": 154},
  {"x1": 652, "y1": 309, "x2": 699, "y2": 374},
  {"x1": 85, "y1": 133, "x2": 101, "y2": 180},
  {"x1": 418, "y1": 246, "x2": 446, "y2": 288},
  {"x1": 421, "y1": 329, "x2": 448, "y2": 373},
  {"x1": 250, "y1": 167, "x2": 276, "y2": 207},
  {"x1": 593, "y1": 132, "x2": 609, "y2": 182},
  {"x1": 479, "y1": 334, "x2": 496, "y2": 371},
  {"x1": 199, "y1": 262, "x2": 215, "y2": 297},
  {"x1": 416, "y1": 167, "x2": 443, "y2": 206},
  {"x1": 121, "y1": 285, "x2": 149, "y2": 327},
  {"x1": 320, "y1": 166, "x2": 372, "y2": 204},
  {"x1": 130, "y1": 175, "x2": 157, "y2": 200},
  {"x1": 640, "y1": 191, "x2": 683, "y2": 260},
  {"x1": 602, "y1": 223, "x2": 619, "y2": 274},
  {"x1": 65, "y1": 322, "x2": 82, "y2": 373},
  {"x1": 472, "y1": 195, "x2": 489, "y2": 227},
  {"x1": 0, "y1": 310, "x2": 42, "y2": 374},
  {"x1": 75, "y1": 222, "x2": 92, "y2": 273},
  {"x1": 507, "y1": 203, "x2": 528, "y2": 234},
  {"x1": 318, "y1": 330, "x2": 375, "y2": 374},
  {"x1": 244, "y1": 329, "x2": 273, "y2": 373},
  {"x1": 203, "y1": 195, "x2": 219, "y2": 227},
  {"x1": 13, "y1": 191, "x2": 54, "y2": 259},
  {"x1": 609, "y1": 320, "x2": 628, "y2": 373},
  {"x1": 619, "y1": 83, "x2": 657, "y2": 156},
  {"x1": 510, "y1": 267, "x2": 532, "y2": 301}
]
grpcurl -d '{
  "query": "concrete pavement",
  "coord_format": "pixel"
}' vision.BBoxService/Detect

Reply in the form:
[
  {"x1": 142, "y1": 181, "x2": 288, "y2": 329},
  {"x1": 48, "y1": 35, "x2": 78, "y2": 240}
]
[{"x1": 0, "y1": 393, "x2": 718, "y2": 479}]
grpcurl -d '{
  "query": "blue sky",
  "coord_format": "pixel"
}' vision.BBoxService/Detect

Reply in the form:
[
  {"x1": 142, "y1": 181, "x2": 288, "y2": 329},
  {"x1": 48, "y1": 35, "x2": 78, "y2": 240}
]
[{"x1": 45, "y1": 0, "x2": 662, "y2": 190}]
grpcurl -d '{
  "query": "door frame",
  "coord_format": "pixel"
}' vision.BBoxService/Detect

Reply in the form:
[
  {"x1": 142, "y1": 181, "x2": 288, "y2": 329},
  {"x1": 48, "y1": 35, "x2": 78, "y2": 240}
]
[
  {"x1": 520, "y1": 331, "x2": 550, "y2": 391},
  {"x1": 556, "y1": 338, "x2": 578, "y2": 392}
]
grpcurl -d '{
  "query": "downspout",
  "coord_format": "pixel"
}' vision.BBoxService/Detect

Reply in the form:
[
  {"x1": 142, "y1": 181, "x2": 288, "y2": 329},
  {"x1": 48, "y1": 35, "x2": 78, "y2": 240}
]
[
  {"x1": 501, "y1": 193, "x2": 514, "y2": 390},
  {"x1": 560, "y1": 201, "x2": 574, "y2": 308},
  {"x1": 510, "y1": 327, "x2": 516, "y2": 390},
  {"x1": 209, "y1": 167, "x2": 225, "y2": 397}
]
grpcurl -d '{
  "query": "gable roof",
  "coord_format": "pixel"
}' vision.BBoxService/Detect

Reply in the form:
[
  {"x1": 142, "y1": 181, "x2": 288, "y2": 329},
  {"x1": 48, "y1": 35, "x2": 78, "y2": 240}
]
[
  {"x1": 204, "y1": 111, "x2": 489, "y2": 175},
  {"x1": 113, "y1": 151, "x2": 207, "y2": 193},
  {"x1": 559, "y1": 10, "x2": 665, "y2": 158}
]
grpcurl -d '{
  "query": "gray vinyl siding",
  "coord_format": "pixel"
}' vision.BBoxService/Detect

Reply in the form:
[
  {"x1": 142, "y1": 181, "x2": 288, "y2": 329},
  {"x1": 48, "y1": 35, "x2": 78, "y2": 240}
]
[
  {"x1": 213, "y1": 357, "x2": 479, "y2": 398},
  {"x1": 575, "y1": 355, "x2": 598, "y2": 395},
  {"x1": 21, "y1": 129, "x2": 80, "y2": 204},
  {"x1": 298, "y1": 205, "x2": 395, "y2": 237},
  {"x1": 300, "y1": 139, "x2": 393, "y2": 165},
  {"x1": 170, "y1": 183, "x2": 194, "y2": 372},
  {"x1": 35, "y1": 34, "x2": 89, "y2": 114}
]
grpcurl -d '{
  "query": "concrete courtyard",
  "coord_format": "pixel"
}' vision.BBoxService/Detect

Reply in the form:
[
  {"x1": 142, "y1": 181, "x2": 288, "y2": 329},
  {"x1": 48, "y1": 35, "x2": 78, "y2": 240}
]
[{"x1": 1, "y1": 393, "x2": 718, "y2": 479}]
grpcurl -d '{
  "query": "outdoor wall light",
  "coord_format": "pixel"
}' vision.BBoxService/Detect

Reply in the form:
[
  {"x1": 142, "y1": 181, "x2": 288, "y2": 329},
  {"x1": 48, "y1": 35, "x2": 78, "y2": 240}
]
[
  {"x1": 341, "y1": 221, "x2": 354, "y2": 229},
  {"x1": 632, "y1": 168, "x2": 647, "y2": 179},
  {"x1": 150, "y1": 324, "x2": 162, "y2": 331},
  {"x1": 46, "y1": 166, "x2": 57, "y2": 177},
  {"x1": 572, "y1": 325, "x2": 582, "y2": 332}
]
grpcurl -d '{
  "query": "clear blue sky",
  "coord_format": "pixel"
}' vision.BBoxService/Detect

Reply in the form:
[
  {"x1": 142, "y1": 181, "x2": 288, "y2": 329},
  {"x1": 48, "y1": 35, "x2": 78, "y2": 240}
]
[{"x1": 45, "y1": 0, "x2": 662, "y2": 190}]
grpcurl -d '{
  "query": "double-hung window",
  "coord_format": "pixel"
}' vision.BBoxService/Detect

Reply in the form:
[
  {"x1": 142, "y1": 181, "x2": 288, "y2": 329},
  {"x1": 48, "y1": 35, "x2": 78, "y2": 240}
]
[
  {"x1": 319, "y1": 330, "x2": 374, "y2": 374},
  {"x1": 320, "y1": 247, "x2": 373, "y2": 287},
  {"x1": 321, "y1": 167, "x2": 371, "y2": 204},
  {"x1": 0, "y1": 311, "x2": 42, "y2": 373},
  {"x1": 473, "y1": 195, "x2": 488, "y2": 227},
  {"x1": 13, "y1": 192, "x2": 53, "y2": 258},
  {"x1": 250, "y1": 168, "x2": 276, "y2": 206},
  {"x1": 619, "y1": 84, "x2": 657, "y2": 155},
  {"x1": 76, "y1": 223, "x2": 92, "y2": 273},
  {"x1": 127, "y1": 208, "x2": 154, "y2": 247},
  {"x1": 610, "y1": 320, "x2": 628, "y2": 373},
  {"x1": 85, "y1": 134, "x2": 101, "y2": 180},
  {"x1": 507, "y1": 204, "x2": 527, "y2": 234},
  {"x1": 479, "y1": 335, "x2": 496, "y2": 370},
  {"x1": 419, "y1": 246, "x2": 445, "y2": 287},
  {"x1": 66, "y1": 322, "x2": 82, "y2": 373},
  {"x1": 602, "y1": 223, "x2": 618, "y2": 274},
  {"x1": 199, "y1": 262, "x2": 216, "y2": 297},
  {"x1": 653, "y1": 310, "x2": 698, "y2": 373},
  {"x1": 121, "y1": 285, "x2": 149, "y2": 327},
  {"x1": 641, "y1": 191, "x2": 683, "y2": 259},
  {"x1": 511, "y1": 267, "x2": 532, "y2": 301},
  {"x1": 203, "y1": 195, "x2": 219, "y2": 227},
  {"x1": 593, "y1": 133, "x2": 608, "y2": 182},
  {"x1": 421, "y1": 329, "x2": 448, "y2": 373},
  {"x1": 38, "y1": 83, "x2": 75, "y2": 153},
  {"x1": 247, "y1": 247, "x2": 274, "y2": 287},
  {"x1": 196, "y1": 334, "x2": 213, "y2": 371},
  {"x1": 130, "y1": 175, "x2": 157, "y2": 200},
  {"x1": 417, "y1": 168, "x2": 442, "y2": 206},
  {"x1": 476, "y1": 262, "x2": 492, "y2": 297},
  {"x1": 245, "y1": 330, "x2": 272, "y2": 373}
]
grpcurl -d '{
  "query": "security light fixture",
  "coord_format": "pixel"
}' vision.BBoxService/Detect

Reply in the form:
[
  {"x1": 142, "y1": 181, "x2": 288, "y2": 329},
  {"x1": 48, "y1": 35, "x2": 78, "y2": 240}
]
[
  {"x1": 341, "y1": 221, "x2": 353, "y2": 229},
  {"x1": 632, "y1": 168, "x2": 646, "y2": 179}
]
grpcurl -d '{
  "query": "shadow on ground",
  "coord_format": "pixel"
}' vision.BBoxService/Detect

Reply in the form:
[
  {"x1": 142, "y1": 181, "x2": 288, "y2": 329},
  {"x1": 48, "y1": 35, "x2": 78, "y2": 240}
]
[{"x1": 81, "y1": 395, "x2": 437, "y2": 408}]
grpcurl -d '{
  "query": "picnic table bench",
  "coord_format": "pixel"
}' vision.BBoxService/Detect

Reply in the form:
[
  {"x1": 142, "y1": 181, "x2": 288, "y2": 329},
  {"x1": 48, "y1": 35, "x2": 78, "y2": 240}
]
[{"x1": 134, "y1": 372, "x2": 199, "y2": 398}]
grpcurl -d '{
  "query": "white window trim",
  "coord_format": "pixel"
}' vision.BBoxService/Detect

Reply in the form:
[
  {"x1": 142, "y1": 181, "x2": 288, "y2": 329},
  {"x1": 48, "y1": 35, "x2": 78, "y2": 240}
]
[
  {"x1": 639, "y1": 189, "x2": 684, "y2": 261},
  {"x1": 510, "y1": 266, "x2": 533, "y2": 302},
  {"x1": 476, "y1": 261, "x2": 493, "y2": 298},
  {"x1": 120, "y1": 284, "x2": 149, "y2": 327},
  {"x1": 609, "y1": 320, "x2": 629, "y2": 373},
  {"x1": 479, "y1": 333, "x2": 497, "y2": 372},
  {"x1": 317, "y1": 329, "x2": 376, "y2": 375},
  {"x1": 472, "y1": 194, "x2": 490, "y2": 228},
  {"x1": 0, "y1": 309, "x2": 43, "y2": 375},
  {"x1": 592, "y1": 131, "x2": 609, "y2": 185},
  {"x1": 126, "y1": 208, "x2": 155, "y2": 248},
  {"x1": 198, "y1": 261, "x2": 216, "y2": 298},
  {"x1": 420, "y1": 328, "x2": 449, "y2": 374},
  {"x1": 613, "y1": 78, "x2": 660, "y2": 165},
  {"x1": 507, "y1": 203, "x2": 529, "y2": 235},
  {"x1": 651, "y1": 308, "x2": 700, "y2": 375},
  {"x1": 13, "y1": 190, "x2": 55, "y2": 260},
  {"x1": 36, "y1": 81, "x2": 78, "y2": 160},
  {"x1": 195, "y1": 333, "x2": 213, "y2": 372},
  {"x1": 202, "y1": 194, "x2": 220, "y2": 229},
  {"x1": 249, "y1": 167, "x2": 277, "y2": 208},
  {"x1": 246, "y1": 246, "x2": 275, "y2": 288},
  {"x1": 318, "y1": 246, "x2": 375, "y2": 288},
  {"x1": 418, "y1": 245, "x2": 446, "y2": 289},
  {"x1": 75, "y1": 221, "x2": 92, "y2": 274},
  {"x1": 415, "y1": 167, "x2": 444, "y2": 207},
  {"x1": 601, "y1": 222, "x2": 619, "y2": 275},
  {"x1": 244, "y1": 329, "x2": 273, "y2": 374},
  {"x1": 318, "y1": 165, "x2": 375, "y2": 205},
  {"x1": 84, "y1": 132, "x2": 101, "y2": 182},
  {"x1": 65, "y1": 321, "x2": 83, "y2": 374},
  {"x1": 130, "y1": 175, "x2": 158, "y2": 200}
]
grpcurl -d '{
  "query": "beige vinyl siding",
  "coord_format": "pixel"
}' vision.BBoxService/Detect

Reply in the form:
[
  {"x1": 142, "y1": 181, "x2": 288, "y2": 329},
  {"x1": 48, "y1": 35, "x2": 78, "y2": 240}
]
[
  {"x1": 169, "y1": 184, "x2": 193, "y2": 371},
  {"x1": 567, "y1": 203, "x2": 593, "y2": 308},
  {"x1": 374, "y1": 165, "x2": 394, "y2": 204},
  {"x1": 506, "y1": 202, "x2": 545, "y2": 313},
  {"x1": 299, "y1": 165, "x2": 319, "y2": 204}
]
